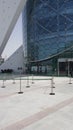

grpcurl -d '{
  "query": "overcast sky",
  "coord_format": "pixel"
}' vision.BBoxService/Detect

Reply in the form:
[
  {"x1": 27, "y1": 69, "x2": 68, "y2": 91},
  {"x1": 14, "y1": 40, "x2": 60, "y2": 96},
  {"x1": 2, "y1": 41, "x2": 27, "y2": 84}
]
[{"x1": 2, "y1": 14, "x2": 23, "y2": 60}]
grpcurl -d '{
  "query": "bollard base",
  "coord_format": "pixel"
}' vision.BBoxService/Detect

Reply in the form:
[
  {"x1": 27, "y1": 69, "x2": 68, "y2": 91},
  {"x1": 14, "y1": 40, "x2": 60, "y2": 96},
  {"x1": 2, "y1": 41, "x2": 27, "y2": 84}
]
[
  {"x1": 13, "y1": 82, "x2": 15, "y2": 84},
  {"x1": 1, "y1": 86, "x2": 6, "y2": 88},
  {"x1": 26, "y1": 86, "x2": 30, "y2": 88},
  {"x1": 49, "y1": 93, "x2": 55, "y2": 95},
  {"x1": 69, "y1": 82, "x2": 72, "y2": 84},
  {"x1": 32, "y1": 82, "x2": 34, "y2": 84},
  {"x1": 53, "y1": 86, "x2": 55, "y2": 88},
  {"x1": 18, "y1": 91, "x2": 23, "y2": 94}
]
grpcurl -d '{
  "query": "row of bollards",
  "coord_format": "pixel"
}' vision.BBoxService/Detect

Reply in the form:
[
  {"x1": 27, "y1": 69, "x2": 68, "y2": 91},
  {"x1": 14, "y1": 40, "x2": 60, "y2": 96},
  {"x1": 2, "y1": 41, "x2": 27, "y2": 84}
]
[{"x1": 1, "y1": 75, "x2": 55, "y2": 95}]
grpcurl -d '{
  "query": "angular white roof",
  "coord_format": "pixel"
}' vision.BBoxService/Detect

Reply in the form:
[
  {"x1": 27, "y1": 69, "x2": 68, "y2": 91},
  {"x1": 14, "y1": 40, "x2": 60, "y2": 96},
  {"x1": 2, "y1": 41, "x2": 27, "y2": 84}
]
[{"x1": 0, "y1": 0, "x2": 27, "y2": 56}]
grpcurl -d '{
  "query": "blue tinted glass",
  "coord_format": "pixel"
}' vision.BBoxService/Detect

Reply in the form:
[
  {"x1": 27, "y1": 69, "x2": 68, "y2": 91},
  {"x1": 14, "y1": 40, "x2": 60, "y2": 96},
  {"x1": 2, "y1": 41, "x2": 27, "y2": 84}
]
[{"x1": 22, "y1": 0, "x2": 73, "y2": 61}]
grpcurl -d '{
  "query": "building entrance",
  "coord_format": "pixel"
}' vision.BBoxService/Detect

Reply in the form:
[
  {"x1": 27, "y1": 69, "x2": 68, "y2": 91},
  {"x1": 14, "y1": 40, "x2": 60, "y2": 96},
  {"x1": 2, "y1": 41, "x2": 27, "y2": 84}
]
[{"x1": 58, "y1": 58, "x2": 73, "y2": 76}]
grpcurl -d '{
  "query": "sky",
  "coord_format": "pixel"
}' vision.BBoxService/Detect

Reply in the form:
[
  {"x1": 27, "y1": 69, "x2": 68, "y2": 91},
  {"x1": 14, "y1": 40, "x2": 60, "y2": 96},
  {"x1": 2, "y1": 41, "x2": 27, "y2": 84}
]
[{"x1": 2, "y1": 14, "x2": 23, "y2": 60}]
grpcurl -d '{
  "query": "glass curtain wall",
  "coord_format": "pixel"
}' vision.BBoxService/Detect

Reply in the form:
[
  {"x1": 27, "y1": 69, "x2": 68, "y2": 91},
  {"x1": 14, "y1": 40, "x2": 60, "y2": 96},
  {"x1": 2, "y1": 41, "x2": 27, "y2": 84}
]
[{"x1": 22, "y1": 0, "x2": 73, "y2": 74}]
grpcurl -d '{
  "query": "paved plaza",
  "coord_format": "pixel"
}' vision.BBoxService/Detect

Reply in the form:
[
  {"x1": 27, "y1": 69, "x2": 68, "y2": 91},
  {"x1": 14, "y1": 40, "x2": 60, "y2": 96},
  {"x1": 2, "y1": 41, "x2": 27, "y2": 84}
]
[{"x1": 0, "y1": 76, "x2": 73, "y2": 130}]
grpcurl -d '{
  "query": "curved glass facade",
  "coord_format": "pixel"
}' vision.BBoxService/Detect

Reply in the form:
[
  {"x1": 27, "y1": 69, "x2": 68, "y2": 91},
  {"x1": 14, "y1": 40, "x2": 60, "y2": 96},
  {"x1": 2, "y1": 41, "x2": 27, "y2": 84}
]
[{"x1": 22, "y1": 0, "x2": 73, "y2": 74}]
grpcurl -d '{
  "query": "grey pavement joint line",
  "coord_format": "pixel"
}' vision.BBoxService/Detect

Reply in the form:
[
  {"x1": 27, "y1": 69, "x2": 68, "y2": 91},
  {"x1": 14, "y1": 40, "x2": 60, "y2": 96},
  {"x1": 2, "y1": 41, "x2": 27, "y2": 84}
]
[{"x1": 1, "y1": 96, "x2": 73, "y2": 130}]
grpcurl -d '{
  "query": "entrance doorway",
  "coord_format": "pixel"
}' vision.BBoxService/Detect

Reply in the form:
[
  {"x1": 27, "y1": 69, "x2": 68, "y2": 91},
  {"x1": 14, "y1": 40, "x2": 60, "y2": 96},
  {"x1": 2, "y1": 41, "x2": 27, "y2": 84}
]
[{"x1": 58, "y1": 58, "x2": 73, "y2": 76}]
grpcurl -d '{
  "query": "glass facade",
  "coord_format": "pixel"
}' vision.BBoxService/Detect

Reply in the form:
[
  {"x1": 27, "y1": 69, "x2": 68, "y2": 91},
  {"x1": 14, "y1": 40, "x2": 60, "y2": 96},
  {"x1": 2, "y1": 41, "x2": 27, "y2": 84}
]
[{"x1": 22, "y1": 0, "x2": 73, "y2": 74}]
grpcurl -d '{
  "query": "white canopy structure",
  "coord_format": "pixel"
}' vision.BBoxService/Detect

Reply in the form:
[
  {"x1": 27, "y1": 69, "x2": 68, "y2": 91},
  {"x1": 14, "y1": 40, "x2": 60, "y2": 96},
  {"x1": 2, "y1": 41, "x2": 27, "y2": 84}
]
[{"x1": 0, "y1": 0, "x2": 27, "y2": 56}]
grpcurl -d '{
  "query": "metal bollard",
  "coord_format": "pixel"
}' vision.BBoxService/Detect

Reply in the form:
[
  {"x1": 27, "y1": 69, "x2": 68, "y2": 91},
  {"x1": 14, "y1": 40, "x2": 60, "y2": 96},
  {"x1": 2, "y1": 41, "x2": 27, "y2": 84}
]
[
  {"x1": 12, "y1": 78, "x2": 15, "y2": 84},
  {"x1": 26, "y1": 74, "x2": 30, "y2": 88},
  {"x1": 18, "y1": 74, "x2": 23, "y2": 94},
  {"x1": 49, "y1": 77, "x2": 55, "y2": 95},
  {"x1": 1, "y1": 79, "x2": 6, "y2": 88},
  {"x1": 31, "y1": 74, "x2": 34, "y2": 84},
  {"x1": 52, "y1": 76, "x2": 55, "y2": 88},
  {"x1": 69, "y1": 75, "x2": 72, "y2": 84}
]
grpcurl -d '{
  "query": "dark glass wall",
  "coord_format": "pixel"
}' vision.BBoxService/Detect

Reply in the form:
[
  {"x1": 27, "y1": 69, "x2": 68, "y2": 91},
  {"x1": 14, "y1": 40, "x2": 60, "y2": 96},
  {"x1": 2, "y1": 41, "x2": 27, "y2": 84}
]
[{"x1": 22, "y1": 0, "x2": 73, "y2": 74}]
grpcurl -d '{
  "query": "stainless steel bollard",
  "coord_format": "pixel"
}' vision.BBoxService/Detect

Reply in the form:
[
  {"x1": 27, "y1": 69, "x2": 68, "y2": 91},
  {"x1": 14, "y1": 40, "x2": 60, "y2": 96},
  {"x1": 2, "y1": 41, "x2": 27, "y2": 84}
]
[
  {"x1": 1, "y1": 79, "x2": 6, "y2": 88},
  {"x1": 69, "y1": 75, "x2": 72, "y2": 84},
  {"x1": 26, "y1": 74, "x2": 30, "y2": 88},
  {"x1": 12, "y1": 78, "x2": 15, "y2": 84},
  {"x1": 31, "y1": 74, "x2": 34, "y2": 84},
  {"x1": 49, "y1": 77, "x2": 55, "y2": 95},
  {"x1": 18, "y1": 74, "x2": 23, "y2": 94},
  {"x1": 52, "y1": 76, "x2": 55, "y2": 88}
]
